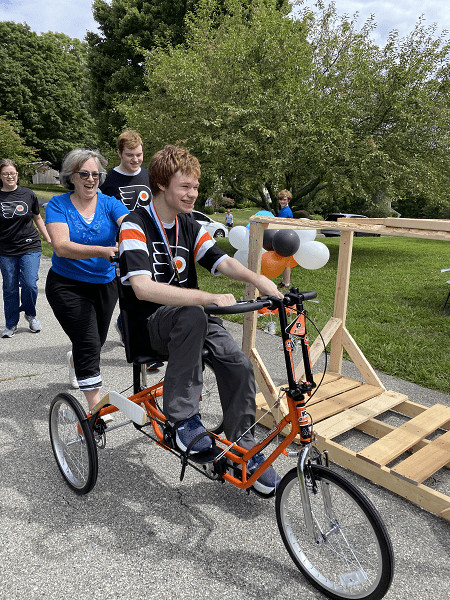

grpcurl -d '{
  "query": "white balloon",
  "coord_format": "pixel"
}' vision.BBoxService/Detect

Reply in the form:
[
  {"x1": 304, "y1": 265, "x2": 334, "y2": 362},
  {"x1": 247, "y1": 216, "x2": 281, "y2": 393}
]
[
  {"x1": 229, "y1": 226, "x2": 249, "y2": 250},
  {"x1": 234, "y1": 249, "x2": 249, "y2": 267},
  {"x1": 294, "y1": 228, "x2": 316, "y2": 244},
  {"x1": 294, "y1": 241, "x2": 330, "y2": 270}
]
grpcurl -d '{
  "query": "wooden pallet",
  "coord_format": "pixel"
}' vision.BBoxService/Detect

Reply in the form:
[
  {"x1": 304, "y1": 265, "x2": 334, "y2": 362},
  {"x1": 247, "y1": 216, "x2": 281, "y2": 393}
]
[{"x1": 255, "y1": 372, "x2": 450, "y2": 520}]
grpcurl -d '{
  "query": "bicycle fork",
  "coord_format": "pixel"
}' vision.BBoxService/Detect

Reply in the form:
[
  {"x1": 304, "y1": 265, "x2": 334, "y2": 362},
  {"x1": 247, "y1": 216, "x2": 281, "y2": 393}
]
[{"x1": 296, "y1": 446, "x2": 338, "y2": 543}]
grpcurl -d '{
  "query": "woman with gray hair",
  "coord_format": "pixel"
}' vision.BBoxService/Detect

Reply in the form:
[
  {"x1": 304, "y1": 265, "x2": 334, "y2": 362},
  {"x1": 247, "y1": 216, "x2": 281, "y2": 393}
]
[{"x1": 45, "y1": 148, "x2": 129, "y2": 411}]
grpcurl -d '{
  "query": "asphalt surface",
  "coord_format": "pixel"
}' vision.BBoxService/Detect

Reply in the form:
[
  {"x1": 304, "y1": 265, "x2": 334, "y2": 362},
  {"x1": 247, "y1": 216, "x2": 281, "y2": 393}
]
[{"x1": 0, "y1": 256, "x2": 449, "y2": 600}]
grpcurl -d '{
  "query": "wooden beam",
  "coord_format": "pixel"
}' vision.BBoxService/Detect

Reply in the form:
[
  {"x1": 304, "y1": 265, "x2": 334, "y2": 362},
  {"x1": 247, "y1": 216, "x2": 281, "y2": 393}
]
[
  {"x1": 390, "y1": 430, "x2": 450, "y2": 484},
  {"x1": 250, "y1": 347, "x2": 279, "y2": 406},
  {"x1": 314, "y1": 437, "x2": 450, "y2": 520},
  {"x1": 314, "y1": 390, "x2": 406, "y2": 438},
  {"x1": 248, "y1": 215, "x2": 450, "y2": 240},
  {"x1": 356, "y1": 419, "x2": 450, "y2": 468},
  {"x1": 329, "y1": 230, "x2": 353, "y2": 373},
  {"x1": 295, "y1": 316, "x2": 341, "y2": 380},
  {"x1": 242, "y1": 221, "x2": 265, "y2": 357},
  {"x1": 341, "y1": 326, "x2": 385, "y2": 389},
  {"x1": 357, "y1": 404, "x2": 450, "y2": 466}
]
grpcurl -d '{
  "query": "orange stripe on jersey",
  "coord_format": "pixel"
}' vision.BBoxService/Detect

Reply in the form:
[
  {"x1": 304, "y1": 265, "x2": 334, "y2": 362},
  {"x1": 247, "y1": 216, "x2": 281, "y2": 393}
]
[
  {"x1": 119, "y1": 228, "x2": 146, "y2": 244},
  {"x1": 194, "y1": 232, "x2": 213, "y2": 260}
]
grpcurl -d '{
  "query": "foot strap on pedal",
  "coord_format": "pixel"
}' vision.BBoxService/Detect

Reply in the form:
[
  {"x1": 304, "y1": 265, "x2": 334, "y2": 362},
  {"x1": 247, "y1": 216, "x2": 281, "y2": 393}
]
[{"x1": 179, "y1": 432, "x2": 216, "y2": 481}]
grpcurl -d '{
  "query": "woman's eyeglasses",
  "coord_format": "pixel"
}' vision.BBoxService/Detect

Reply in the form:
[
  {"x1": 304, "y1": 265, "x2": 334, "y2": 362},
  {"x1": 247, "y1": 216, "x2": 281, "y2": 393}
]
[{"x1": 74, "y1": 171, "x2": 103, "y2": 180}]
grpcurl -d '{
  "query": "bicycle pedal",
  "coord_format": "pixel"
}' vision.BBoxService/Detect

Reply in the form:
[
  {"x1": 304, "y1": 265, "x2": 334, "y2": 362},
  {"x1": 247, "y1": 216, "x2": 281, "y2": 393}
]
[{"x1": 186, "y1": 445, "x2": 223, "y2": 465}]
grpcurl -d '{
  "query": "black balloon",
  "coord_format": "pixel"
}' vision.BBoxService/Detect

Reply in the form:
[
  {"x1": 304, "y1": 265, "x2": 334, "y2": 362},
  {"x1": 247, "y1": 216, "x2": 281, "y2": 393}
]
[
  {"x1": 263, "y1": 229, "x2": 277, "y2": 251},
  {"x1": 272, "y1": 230, "x2": 300, "y2": 257}
]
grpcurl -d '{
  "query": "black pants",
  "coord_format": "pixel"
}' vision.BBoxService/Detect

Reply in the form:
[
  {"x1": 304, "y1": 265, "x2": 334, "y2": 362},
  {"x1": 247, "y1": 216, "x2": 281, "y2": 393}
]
[
  {"x1": 45, "y1": 269, "x2": 118, "y2": 390},
  {"x1": 147, "y1": 305, "x2": 257, "y2": 448}
]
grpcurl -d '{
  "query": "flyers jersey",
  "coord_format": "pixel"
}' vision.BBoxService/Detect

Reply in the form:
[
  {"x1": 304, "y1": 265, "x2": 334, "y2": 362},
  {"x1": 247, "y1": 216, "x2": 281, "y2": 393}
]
[{"x1": 118, "y1": 203, "x2": 228, "y2": 319}]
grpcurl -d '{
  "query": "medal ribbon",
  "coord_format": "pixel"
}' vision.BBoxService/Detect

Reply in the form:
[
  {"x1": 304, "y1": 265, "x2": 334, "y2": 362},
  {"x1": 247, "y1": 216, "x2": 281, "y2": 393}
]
[{"x1": 147, "y1": 201, "x2": 180, "y2": 282}]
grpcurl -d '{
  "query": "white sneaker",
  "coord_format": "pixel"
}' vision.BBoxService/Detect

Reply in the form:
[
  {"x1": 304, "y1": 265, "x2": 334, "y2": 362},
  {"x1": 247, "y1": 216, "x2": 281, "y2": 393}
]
[
  {"x1": 67, "y1": 351, "x2": 79, "y2": 389},
  {"x1": 25, "y1": 314, "x2": 41, "y2": 332},
  {"x1": 1, "y1": 325, "x2": 17, "y2": 338}
]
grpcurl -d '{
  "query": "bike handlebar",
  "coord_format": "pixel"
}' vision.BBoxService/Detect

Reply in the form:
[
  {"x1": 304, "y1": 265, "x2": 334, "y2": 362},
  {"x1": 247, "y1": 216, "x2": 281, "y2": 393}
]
[
  {"x1": 205, "y1": 298, "x2": 273, "y2": 315},
  {"x1": 204, "y1": 290, "x2": 317, "y2": 315}
]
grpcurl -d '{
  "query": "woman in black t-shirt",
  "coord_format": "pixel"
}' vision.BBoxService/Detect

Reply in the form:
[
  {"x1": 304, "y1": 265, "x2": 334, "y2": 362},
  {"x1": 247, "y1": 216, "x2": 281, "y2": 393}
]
[{"x1": 0, "y1": 159, "x2": 51, "y2": 338}]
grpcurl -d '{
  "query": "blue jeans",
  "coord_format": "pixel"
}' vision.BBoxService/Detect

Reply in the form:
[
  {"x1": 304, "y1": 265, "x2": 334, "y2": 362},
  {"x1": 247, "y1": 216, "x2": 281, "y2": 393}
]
[{"x1": 0, "y1": 251, "x2": 41, "y2": 328}]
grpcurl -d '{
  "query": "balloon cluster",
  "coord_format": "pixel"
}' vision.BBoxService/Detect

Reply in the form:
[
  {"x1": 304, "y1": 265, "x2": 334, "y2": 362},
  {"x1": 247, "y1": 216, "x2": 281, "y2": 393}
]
[{"x1": 229, "y1": 211, "x2": 330, "y2": 278}]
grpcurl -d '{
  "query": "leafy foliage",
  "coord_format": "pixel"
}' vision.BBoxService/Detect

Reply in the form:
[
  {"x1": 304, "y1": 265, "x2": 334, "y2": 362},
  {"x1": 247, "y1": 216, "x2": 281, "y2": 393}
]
[
  {"x1": 121, "y1": 0, "x2": 449, "y2": 217},
  {"x1": 87, "y1": 0, "x2": 194, "y2": 145},
  {"x1": 87, "y1": 0, "x2": 290, "y2": 147},
  {"x1": 0, "y1": 117, "x2": 38, "y2": 172},
  {"x1": 0, "y1": 22, "x2": 98, "y2": 167}
]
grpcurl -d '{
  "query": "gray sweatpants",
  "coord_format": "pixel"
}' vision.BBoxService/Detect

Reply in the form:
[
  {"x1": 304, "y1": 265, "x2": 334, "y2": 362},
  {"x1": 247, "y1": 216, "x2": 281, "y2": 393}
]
[{"x1": 146, "y1": 305, "x2": 256, "y2": 449}]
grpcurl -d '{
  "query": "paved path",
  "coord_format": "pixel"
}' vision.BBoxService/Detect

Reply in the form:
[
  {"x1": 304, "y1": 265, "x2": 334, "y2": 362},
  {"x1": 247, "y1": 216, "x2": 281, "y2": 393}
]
[{"x1": 0, "y1": 257, "x2": 448, "y2": 600}]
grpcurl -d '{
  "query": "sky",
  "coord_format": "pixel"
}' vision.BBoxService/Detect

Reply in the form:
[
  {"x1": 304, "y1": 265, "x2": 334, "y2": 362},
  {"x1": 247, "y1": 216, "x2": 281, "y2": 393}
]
[{"x1": 0, "y1": 0, "x2": 448, "y2": 44}]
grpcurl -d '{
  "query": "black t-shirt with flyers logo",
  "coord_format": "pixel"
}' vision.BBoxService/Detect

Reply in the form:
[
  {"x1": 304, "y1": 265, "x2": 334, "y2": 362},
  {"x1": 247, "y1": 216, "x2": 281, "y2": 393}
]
[
  {"x1": 100, "y1": 167, "x2": 152, "y2": 211},
  {"x1": 0, "y1": 187, "x2": 42, "y2": 255}
]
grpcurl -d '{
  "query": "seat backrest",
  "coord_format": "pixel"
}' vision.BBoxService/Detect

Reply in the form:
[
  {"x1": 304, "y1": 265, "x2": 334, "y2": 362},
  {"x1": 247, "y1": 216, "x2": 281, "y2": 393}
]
[{"x1": 117, "y1": 275, "x2": 166, "y2": 365}]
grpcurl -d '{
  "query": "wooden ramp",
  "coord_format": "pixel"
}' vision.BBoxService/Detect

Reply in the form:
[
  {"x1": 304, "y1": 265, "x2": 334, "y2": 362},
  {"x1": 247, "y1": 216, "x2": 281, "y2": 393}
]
[{"x1": 255, "y1": 372, "x2": 450, "y2": 521}]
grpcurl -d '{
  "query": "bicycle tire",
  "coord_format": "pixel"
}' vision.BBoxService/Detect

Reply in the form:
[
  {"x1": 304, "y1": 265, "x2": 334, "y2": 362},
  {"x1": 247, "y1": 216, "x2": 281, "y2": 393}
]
[
  {"x1": 276, "y1": 465, "x2": 394, "y2": 600},
  {"x1": 200, "y1": 360, "x2": 223, "y2": 435},
  {"x1": 49, "y1": 393, "x2": 98, "y2": 495}
]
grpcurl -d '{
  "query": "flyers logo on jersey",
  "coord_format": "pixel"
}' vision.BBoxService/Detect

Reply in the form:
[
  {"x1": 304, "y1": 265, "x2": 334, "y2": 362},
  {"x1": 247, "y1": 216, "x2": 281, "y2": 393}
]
[
  {"x1": 1, "y1": 201, "x2": 29, "y2": 218},
  {"x1": 152, "y1": 241, "x2": 189, "y2": 284},
  {"x1": 118, "y1": 185, "x2": 152, "y2": 210}
]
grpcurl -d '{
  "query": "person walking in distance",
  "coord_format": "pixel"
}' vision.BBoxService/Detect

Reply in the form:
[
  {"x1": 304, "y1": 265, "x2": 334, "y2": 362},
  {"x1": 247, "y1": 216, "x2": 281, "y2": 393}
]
[
  {"x1": 277, "y1": 189, "x2": 293, "y2": 290},
  {"x1": 0, "y1": 159, "x2": 51, "y2": 338}
]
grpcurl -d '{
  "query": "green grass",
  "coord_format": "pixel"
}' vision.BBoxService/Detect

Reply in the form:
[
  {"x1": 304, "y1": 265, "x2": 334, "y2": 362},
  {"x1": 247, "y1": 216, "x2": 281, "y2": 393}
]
[
  {"x1": 197, "y1": 235, "x2": 450, "y2": 394},
  {"x1": 38, "y1": 198, "x2": 449, "y2": 393},
  {"x1": 30, "y1": 183, "x2": 65, "y2": 202}
]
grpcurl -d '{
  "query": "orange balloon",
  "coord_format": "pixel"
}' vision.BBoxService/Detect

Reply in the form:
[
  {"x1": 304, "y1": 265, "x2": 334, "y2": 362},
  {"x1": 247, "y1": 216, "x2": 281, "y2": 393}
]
[
  {"x1": 287, "y1": 256, "x2": 298, "y2": 267},
  {"x1": 261, "y1": 251, "x2": 289, "y2": 279}
]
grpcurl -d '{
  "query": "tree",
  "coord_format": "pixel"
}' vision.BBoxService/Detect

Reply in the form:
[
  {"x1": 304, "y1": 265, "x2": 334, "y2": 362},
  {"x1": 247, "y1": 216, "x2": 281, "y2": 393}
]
[
  {"x1": 123, "y1": 0, "x2": 311, "y2": 207},
  {"x1": 87, "y1": 0, "x2": 196, "y2": 146},
  {"x1": 87, "y1": 0, "x2": 290, "y2": 147},
  {"x1": 0, "y1": 117, "x2": 38, "y2": 173},
  {"x1": 120, "y1": 0, "x2": 449, "y2": 216},
  {"x1": 0, "y1": 23, "x2": 98, "y2": 166}
]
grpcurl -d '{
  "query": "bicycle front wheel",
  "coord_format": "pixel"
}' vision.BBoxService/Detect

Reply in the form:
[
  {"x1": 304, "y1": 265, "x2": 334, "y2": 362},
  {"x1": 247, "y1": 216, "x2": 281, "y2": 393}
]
[
  {"x1": 276, "y1": 465, "x2": 393, "y2": 600},
  {"x1": 49, "y1": 393, "x2": 98, "y2": 495}
]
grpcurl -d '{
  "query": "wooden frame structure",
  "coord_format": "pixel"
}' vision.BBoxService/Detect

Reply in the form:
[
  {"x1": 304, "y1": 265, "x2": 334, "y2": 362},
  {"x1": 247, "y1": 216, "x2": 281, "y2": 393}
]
[{"x1": 243, "y1": 217, "x2": 450, "y2": 520}]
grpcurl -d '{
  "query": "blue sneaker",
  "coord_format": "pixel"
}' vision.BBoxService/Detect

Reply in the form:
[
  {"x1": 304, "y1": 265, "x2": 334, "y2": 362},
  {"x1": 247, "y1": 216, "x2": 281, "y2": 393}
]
[
  {"x1": 248, "y1": 452, "x2": 281, "y2": 495},
  {"x1": 147, "y1": 360, "x2": 164, "y2": 371},
  {"x1": 175, "y1": 414, "x2": 212, "y2": 454}
]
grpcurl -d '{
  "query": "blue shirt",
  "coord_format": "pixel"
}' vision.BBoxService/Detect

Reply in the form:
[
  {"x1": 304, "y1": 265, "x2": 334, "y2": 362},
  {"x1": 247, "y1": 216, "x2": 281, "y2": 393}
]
[
  {"x1": 278, "y1": 206, "x2": 293, "y2": 219},
  {"x1": 45, "y1": 191, "x2": 129, "y2": 283}
]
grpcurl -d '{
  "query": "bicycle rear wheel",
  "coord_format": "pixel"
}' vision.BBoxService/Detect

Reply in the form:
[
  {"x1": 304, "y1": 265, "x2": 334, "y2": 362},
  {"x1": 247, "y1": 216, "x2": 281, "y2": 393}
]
[
  {"x1": 49, "y1": 393, "x2": 98, "y2": 495},
  {"x1": 200, "y1": 360, "x2": 223, "y2": 434},
  {"x1": 276, "y1": 465, "x2": 393, "y2": 600}
]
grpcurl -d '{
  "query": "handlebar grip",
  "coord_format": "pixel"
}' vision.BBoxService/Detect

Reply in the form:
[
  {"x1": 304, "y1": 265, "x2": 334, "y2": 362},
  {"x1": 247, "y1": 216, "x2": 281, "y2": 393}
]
[
  {"x1": 298, "y1": 291, "x2": 317, "y2": 301},
  {"x1": 205, "y1": 299, "x2": 273, "y2": 315}
]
